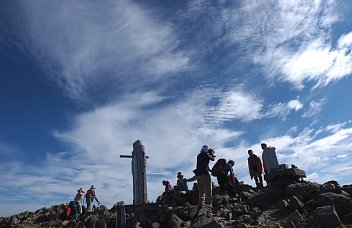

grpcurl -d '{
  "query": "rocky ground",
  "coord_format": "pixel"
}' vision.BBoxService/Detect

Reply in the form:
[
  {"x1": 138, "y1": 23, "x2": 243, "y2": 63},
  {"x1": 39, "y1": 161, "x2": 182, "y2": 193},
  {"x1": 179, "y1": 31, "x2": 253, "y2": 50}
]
[{"x1": 1, "y1": 179, "x2": 352, "y2": 227}]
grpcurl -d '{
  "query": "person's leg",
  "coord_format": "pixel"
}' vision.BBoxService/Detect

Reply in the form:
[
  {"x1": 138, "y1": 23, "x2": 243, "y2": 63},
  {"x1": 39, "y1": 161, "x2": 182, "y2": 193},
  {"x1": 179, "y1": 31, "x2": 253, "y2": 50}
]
[
  {"x1": 259, "y1": 174, "x2": 263, "y2": 187},
  {"x1": 87, "y1": 198, "x2": 91, "y2": 211},
  {"x1": 254, "y1": 175, "x2": 260, "y2": 187},
  {"x1": 77, "y1": 201, "x2": 82, "y2": 214},
  {"x1": 203, "y1": 173, "x2": 212, "y2": 206},
  {"x1": 196, "y1": 175, "x2": 205, "y2": 207},
  {"x1": 217, "y1": 173, "x2": 226, "y2": 191}
]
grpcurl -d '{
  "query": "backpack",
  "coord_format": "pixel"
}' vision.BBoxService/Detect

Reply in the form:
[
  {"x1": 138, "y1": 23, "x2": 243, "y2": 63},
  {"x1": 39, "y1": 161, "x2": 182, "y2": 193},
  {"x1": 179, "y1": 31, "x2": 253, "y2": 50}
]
[
  {"x1": 68, "y1": 201, "x2": 78, "y2": 214},
  {"x1": 211, "y1": 158, "x2": 227, "y2": 177}
]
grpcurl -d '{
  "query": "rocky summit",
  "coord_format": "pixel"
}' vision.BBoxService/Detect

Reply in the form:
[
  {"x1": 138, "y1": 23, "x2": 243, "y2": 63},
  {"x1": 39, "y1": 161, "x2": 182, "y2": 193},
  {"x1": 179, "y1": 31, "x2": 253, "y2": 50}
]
[{"x1": 1, "y1": 179, "x2": 352, "y2": 227}]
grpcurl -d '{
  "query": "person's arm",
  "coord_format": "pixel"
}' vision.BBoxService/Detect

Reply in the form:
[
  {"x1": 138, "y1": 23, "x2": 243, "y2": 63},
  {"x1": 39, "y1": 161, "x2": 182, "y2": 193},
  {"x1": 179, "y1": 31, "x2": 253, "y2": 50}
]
[
  {"x1": 93, "y1": 190, "x2": 99, "y2": 203},
  {"x1": 262, "y1": 152, "x2": 267, "y2": 173},
  {"x1": 248, "y1": 159, "x2": 253, "y2": 177},
  {"x1": 187, "y1": 175, "x2": 197, "y2": 182}
]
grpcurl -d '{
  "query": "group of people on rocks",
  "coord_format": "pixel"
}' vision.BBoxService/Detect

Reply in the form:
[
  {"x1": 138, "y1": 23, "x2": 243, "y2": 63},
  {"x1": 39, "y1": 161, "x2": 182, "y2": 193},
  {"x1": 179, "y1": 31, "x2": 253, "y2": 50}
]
[
  {"x1": 162, "y1": 142, "x2": 279, "y2": 208},
  {"x1": 65, "y1": 185, "x2": 100, "y2": 222}
]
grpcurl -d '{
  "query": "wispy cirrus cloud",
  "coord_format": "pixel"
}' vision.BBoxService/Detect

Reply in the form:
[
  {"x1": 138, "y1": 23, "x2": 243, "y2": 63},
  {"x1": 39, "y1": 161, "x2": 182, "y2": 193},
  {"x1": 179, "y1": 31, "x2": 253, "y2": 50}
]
[
  {"x1": 262, "y1": 99, "x2": 303, "y2": 120},
  {"x1": 302, "y1": 98, "x2": 326, "y2": 118},
  {"x1": 246, "y1": 1, "x2": 352, "y2": 89},
  {"x1": 186, "y1": 1, "x2": 351, "y2": 89},
  {"x1": 199, "y1": 88, "x2": 263, "y2": 124},
  {"x1": 11, "y1": 0, "x2": 190, "y2": 101}
]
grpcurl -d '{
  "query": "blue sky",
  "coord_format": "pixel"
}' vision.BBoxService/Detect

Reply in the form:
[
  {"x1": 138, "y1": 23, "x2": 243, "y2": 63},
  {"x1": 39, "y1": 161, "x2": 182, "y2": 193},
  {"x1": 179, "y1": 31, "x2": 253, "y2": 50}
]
[{"x1": 0, "y1": 0, "x2": 352, "y2": 216}]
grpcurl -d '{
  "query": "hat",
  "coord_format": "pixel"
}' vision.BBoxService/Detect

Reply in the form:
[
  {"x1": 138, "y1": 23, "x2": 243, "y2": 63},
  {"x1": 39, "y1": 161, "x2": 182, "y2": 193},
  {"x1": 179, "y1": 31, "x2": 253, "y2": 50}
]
[
  {"x1": 200, "y1": 145, "x2": 209, "y2": 153},
  {"x1": 78, "y1": 187, "x2": 85, "y2": 193},
  {"x1": 90, "y1": 185, "x2": 96, "y2": 189},
  {"x1": 177, "y1": 172, "x2": 184, "y2": 178}
]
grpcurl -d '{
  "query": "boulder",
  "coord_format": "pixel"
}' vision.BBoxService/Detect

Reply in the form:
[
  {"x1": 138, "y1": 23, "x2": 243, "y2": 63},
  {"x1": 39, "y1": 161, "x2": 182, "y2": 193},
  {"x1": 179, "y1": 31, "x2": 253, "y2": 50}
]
[
  {"x1": 288, "y1": 196, "x2": 304, "y2": 212},
  {"x1": 248, "y1": 184, "x2": 283, "y2": 209},
  {"x1": 316, "y1": 192, "x2": 352, "y2": 217},
  {"x1": 202, "y1": 219, "x2": 225, "y2": 228},
  {"x1": 168, "y1": 213, "x2": 183, "y2": 228},
  {"x1": 311, "y1": 205, "x2": 340, "y2": 228},
  {"x1": 285, "y1": 182, "x2": 320, "y2": 201}
]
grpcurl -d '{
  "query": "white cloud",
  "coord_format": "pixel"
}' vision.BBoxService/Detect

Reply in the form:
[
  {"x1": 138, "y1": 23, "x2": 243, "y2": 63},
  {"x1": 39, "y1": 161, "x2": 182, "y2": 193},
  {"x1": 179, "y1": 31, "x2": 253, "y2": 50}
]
[
  {"x1": 288, "y1": 99, "x2": 303, "y2": 111},
  {"x1": 204, "y1": 89, "x2": 263, "y2": 124},
  {"x1": 302, "y1": 98, "x2": 325, "y2": 118},
  {"x1": 262, "y1": 99, "x2": 303, "y2": 120},
  {"x1": 14, "y1": 0, "x2": 190, "y2": 101},
  {"x1": 210, "y1": 1, "x2": 351, "y2": 88}
]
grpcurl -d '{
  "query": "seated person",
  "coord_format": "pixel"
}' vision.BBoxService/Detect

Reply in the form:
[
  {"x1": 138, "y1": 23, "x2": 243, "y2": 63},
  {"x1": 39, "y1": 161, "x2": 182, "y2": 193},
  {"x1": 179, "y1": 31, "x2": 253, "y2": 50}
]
[{"x1": 176, "y1": 172, "x2": 189, "y2": 192}]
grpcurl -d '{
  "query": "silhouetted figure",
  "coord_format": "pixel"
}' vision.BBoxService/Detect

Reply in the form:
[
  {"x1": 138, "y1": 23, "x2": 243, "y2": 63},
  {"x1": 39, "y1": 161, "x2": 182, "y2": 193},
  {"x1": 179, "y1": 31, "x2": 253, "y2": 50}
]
[
  {"x1": 176, "y1": 172, "x2": 189, "y2": 192},
  {"x1": 247, "y1": 149, "x2": 264, "y2": 188},
  {"x1": 194, "y1": 145, "x2": 215, "y2": 207},
  {"x1": 261, "y1": 143, "x2": 279, "y2": 175},
  {"x1": 86, "y1": 185, "x2": 99, "y2": 212},
  {"x1": 74, "y1": 187, "x2": 85, "y2": 214}
]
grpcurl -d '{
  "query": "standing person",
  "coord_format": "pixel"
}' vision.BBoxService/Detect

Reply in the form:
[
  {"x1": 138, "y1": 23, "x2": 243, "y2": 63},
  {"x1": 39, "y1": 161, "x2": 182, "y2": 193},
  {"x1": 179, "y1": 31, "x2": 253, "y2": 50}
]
[
  {"x1": 261, "y1": 143, "x2": 279, "y2": 176},
  {"x1": 247, "y1": 150, "x2": 264, "y2": 188},
  {"x1": 74, "y1": 187, "x2": 85, "y2": 214},
  {"x1": 194, "y1": 145, "x2": 215, "y2": 208},
  {"x1": 86, "y1": 185, "x2": 100, "y2": 212}
]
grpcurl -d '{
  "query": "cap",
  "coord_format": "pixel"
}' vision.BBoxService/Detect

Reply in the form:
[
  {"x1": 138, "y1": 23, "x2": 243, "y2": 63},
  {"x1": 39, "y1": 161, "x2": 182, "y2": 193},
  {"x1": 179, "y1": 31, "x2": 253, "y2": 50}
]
[{"x1": 177, "y1": 172, "x2": 184, "y2": 178}]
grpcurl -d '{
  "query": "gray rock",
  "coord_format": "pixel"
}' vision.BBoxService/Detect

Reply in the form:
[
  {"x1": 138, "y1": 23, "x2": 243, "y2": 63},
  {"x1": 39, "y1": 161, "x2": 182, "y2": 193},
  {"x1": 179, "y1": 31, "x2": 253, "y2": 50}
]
[
  {"x1": 169, "y1": 213, "x2": 183, "y2": 228},
  {"x1": 311, "y1": 205, "x2": 340, "y2": 228},
  {"x1": 238, "y1": 214, "x2": 252, "y2": 224},
  {"x1": 202, "y1": 219, "x2": 224, "y2": 228},
  {"x1": 288, "y1": 210, "x2": 303, "y2": 223},
  {"x1": 248, "y1": 184, "x2": 283, "y2": 209},
  {"x1": 282, "y1": 219, "x2": 296, "y2": 228},
  {"x1": 323, "y1": 180, "x2": 340, "y2": 188},
  {"x1": 288, "y1": 196, "x2": 304, "y2": 212},
  {"x1": 275, "y1": 199, "x2": 289, "y2": 211},
  {"x1": 151, "y1": 222, "x2": 160, "y2": 228},
  {"x1": 250, "y1": 207, "x2": 262, "y2": 220},
  {"x1": 285, "y1": 182, "x2": 320, "y2": 201},
  {"x1": 316, "y1": 192, "x2": 352, "y2": 217}
]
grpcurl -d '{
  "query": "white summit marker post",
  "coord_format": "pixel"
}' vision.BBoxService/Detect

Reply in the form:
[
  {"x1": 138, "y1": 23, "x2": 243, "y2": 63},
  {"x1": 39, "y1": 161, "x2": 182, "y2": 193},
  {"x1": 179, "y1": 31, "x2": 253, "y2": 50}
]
[{"x1": 120, "y1": 140, "x2": 149, "y2": 205}]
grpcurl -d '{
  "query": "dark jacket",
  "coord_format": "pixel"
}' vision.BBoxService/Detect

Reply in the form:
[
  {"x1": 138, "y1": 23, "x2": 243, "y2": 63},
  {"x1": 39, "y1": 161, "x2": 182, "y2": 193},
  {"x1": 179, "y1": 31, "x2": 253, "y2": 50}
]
[
  {"x1": 248, "y1": 154, "x2": 263, "y2": 176},
  {"x1": 195, "y1": 152, "x2": 212, "y2": 176}
]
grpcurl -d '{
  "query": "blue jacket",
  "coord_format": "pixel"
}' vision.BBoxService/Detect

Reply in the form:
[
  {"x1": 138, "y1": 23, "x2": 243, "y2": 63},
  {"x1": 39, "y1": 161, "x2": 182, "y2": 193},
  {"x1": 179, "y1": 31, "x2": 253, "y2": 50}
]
[{"x1": 176, "y1": 178, "x2": 189, "y2": 191}]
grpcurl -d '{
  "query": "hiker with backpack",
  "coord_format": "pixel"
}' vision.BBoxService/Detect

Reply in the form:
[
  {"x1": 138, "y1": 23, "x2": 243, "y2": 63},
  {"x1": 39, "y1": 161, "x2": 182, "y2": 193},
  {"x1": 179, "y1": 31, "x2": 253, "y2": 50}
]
[
  {"x1": 74, "y1": 187, "x2": 85, "y2": 214},
  {"x1": 212, "y1": 158, "x2": 238, "y2": 194},
  {"x1": 261, "y1": 143, "x2": 279, "y2": 176},
  {"x1": 194, "y1": 145, "x2": 215, "y2": 208},
  {"x1": 211, "y1": 158, "x2": 227, "y2": 192},
  {"x1": 85, "y1": 185, "x2": 100, "y2": 212},
  {"x1": 62, "y1": 201, "x2": 79, "y2": 225},
  {"x1": 247, "y1": 149, "x2": 264, "y2": 188}
]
